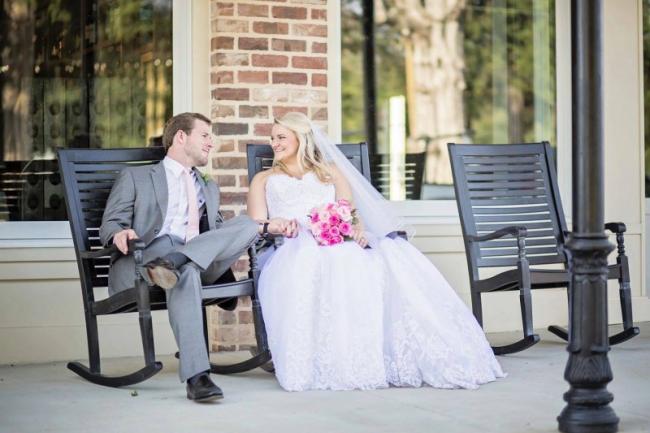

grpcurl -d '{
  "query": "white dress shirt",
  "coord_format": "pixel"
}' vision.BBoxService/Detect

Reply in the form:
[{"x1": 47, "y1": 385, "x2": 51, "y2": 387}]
[{"x1": 158, "y1": 156, "x2": 206, "y2": 240}]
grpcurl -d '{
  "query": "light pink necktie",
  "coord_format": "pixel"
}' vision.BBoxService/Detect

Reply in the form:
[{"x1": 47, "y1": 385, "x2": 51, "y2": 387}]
[{"x1": 182, "y1": 168, "x2": 200, "y2": 241}]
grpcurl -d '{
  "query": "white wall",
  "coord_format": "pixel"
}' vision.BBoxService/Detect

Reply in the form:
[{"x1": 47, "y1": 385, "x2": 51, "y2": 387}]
[
  {"x1": 602, "y1": 0, "x2": 649, "y2": 317},
  {"x1": 0, "y1": 247, "x2": 177, "y2": 364}
]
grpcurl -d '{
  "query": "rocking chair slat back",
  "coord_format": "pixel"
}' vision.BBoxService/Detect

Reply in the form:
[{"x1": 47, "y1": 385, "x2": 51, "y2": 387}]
[
  {"x1": 58, "y1": 147, "x2": 166, "y2": 291},
  {"x1": 246, "y1": 142, "x2": 372, "y2": 182},
  {"x1": 449, "y1": 142, "x2": 569, "y2": 272}
]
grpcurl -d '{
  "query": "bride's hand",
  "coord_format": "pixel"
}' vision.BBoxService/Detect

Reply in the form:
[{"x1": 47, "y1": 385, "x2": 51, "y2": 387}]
[{"x1": 351, "y1": 227, "x2": 368, "y2": 248}]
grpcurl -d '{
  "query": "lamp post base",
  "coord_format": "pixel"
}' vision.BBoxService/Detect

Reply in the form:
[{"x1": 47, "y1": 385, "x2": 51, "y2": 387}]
[
  {"x1": 558, "y1": 384, "x2": 619, "y2": 433},
  {"x1": 558, "y1": 409, "x2": 618, "y2": 433},
  {"x1": 558, "y1": 236, "x2": 618, "y2": 433}
]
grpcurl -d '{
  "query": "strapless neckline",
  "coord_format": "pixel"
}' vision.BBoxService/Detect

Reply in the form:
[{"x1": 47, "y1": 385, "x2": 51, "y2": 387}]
[
  {"x1": 267, "y1": 171, "x2": 316, "y2": 182},
  {"x1": 265, "y1": 171, "x2": 336, "y2": 223}
]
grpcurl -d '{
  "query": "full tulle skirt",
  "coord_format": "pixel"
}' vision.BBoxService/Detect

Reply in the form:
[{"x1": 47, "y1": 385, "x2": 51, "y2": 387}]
[{"x1": 258, "y1": 229, "x2": 505, "y2": 392}]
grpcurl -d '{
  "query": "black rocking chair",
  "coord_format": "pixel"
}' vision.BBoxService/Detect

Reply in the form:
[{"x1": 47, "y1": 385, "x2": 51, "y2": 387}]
[
  {"x1": 58, "y1": 147, "x2": 271, "y2": 387},
  {"x1": 448, "y1": 142, "x2": 640, "y2": 355},
  {"x1": 246, "y1": 141, "x2": 407, "y2": 238}
]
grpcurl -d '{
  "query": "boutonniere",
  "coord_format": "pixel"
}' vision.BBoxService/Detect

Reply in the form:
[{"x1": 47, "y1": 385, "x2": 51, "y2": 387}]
[{"x1": 199, "y1": 171, "x2": 212, "y2": 184}]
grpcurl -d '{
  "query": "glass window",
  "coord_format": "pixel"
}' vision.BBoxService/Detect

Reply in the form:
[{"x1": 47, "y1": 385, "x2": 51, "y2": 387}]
[
  {"x1": 0, "y1": 0, "x2": 172, "y2": 221},
  {"x1": 342, "y1": 0, "x2": 557, "y2": 200}
]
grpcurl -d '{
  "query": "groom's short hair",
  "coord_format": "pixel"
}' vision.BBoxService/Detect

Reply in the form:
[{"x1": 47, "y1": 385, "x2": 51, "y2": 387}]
[{"x1": 162, "y1": 112, "x2": 211, "y2": 152}]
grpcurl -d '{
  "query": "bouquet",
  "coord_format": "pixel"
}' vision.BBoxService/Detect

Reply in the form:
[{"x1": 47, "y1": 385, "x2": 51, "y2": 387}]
[{"x1": 308, "y1": 199, "x2": 358, "y2": 246}]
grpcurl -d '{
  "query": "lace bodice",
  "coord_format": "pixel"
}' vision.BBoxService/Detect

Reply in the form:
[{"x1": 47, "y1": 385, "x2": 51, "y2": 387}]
[{"x1": 265, "y1": 172, "x2": 335, "y2": 224}]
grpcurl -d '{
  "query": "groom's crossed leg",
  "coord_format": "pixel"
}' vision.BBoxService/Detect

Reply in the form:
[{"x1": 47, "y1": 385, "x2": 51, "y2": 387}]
[{"x1": 107, "y1": 215, "x2": 259, "y2": 400}]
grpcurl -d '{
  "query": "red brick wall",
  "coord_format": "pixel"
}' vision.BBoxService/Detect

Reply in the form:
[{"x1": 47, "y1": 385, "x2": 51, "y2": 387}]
[{"x1": 208, "y1": 0, "x2": 328, "y2": 351}]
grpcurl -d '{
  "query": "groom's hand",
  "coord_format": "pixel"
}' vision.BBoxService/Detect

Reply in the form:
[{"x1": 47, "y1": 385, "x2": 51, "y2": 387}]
[
  {"x1": 112, "y1": 229, "x2": 139, "y2": 255},
  {"x1": 283, "y1": 219, "x2": 298, "y2": 238},
  {"x1": 267, "y1": 218, "x2": 298, "y2": 238}
]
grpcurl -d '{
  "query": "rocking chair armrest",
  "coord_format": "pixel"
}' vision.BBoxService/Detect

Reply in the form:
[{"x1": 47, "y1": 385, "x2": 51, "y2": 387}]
[
  {"x1": 80, "y1": 245, "x2": 118, "y2": 259},
  {"x1": 467, "y1": 226, "x2": 528, "y2": 243},
  {"x1": 387, "y1": 230, "x2": 408, "y2": 240},
  {"x1": 605, "y1": 222, "x2": 626, "y2": 234},
  {"x1": 251, "y1": 236, "x2": 278, "y2": 256},
  {"x1": 605, "y1": 222, "x2": 628, "y2": 257},
  {"x1": 248, "y1": 234, "x2": 284, "y2": 271},
  {"x1": 127, "y1": 239, "x2": 146, "y2": 265},
  {"x1": 257, "y1": 233, "x2": 285, "y2": 249},
  {"x1": 81, "y1": 239, "x2": 145, "y2": 260},
  {"x1": 247, "y1": 244, "x2": 259, "y2": 271},
  {"x1": 253, "y1": 237, "x2": 274, "y2": 251},
  {"x1": 270, "y1": 234, "x2": 285, "y2": 248}
]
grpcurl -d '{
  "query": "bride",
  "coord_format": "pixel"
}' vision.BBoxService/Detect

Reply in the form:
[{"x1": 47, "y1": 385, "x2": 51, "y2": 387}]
[{"x1": 247, "y1": 112, "x2": 505, "y2": 392}]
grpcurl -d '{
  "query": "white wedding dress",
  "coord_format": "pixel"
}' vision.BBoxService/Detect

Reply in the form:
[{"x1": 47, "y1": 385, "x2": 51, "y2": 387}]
[{"x1": 258, "y1": 172, "x2": 505, "y2": 391}]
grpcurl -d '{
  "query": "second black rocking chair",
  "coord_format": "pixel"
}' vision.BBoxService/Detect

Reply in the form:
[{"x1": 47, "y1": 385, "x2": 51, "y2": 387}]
[{"x1": 448, "y1": 142, "x2": 640, "y2": 355}]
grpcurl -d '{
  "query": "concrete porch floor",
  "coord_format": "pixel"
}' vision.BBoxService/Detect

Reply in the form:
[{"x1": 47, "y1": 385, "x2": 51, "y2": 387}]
[{"x1": 1, "y1": 324, "x2": 648, "y2": 433}]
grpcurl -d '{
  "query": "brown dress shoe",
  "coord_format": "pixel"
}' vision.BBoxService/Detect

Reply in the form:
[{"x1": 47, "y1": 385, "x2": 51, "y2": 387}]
[{"x1": 144, "y1": 257, "x2": 180, "y2": 290}]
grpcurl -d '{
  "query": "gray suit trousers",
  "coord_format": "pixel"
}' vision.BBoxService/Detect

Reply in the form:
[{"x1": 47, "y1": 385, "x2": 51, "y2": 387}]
[{"x1": 108, "y1": 215, "x2": 259, "y2": 382}]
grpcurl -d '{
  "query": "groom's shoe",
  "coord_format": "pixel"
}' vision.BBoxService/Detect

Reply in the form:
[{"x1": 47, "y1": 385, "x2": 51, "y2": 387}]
[
  {"x1": 144, "y1": 257, "x2": 180, "y2": 290},
  {"x1": 186, "y1": 373, "x2": 224, "y2": 402}
]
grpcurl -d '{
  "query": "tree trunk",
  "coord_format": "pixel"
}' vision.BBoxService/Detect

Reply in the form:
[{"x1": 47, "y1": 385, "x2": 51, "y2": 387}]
[{"x1": 382, "y1": 0, "x2": 467, "y2": 185}]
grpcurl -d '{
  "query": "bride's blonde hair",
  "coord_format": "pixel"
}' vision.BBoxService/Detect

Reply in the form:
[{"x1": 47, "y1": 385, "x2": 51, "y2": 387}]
[{"x1": 273, "y1": 112, "x2": 333, "y2": 183}]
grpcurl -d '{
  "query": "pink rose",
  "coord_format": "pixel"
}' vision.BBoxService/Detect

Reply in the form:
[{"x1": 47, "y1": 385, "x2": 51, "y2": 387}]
[
  {"x1": 339, "y1": 222, "x2": 352, "y2": 236},
  {"x1": 310, "y1": 212, "x2": 320, "y2": 223},
  {"x1": 328, "y1": 214, "x2": 341, "y2": 226},
  {"x1": 329, "y1": 227, "x2": 340, "y2": 237},
  {"x1": 338, "y1": 206, "x2": 352, "y2": 222}
]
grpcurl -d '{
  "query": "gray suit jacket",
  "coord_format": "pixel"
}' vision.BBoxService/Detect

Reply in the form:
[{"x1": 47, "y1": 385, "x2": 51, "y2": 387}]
[{"x1": 99, "y1": 161, "x2": 222, "y2": 251}]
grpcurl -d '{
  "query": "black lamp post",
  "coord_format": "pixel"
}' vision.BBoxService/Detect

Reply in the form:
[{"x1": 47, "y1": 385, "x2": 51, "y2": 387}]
[{"x1": 558, "y1": 1, "x2": 619, "y2": 431}]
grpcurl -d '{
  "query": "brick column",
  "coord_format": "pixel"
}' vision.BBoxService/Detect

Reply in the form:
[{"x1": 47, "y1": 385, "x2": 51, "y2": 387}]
[{"x1": 208, "y1": 0, "x2": 328, "y2": 351}]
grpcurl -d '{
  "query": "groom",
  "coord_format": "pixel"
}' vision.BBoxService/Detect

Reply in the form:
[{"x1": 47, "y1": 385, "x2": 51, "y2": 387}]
[{"x1": 100, "y1": 112, "x2": 292, "y2": 402}]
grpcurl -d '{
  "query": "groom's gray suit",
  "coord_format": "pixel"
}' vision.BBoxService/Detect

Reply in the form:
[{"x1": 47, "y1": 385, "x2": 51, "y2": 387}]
[{"x1": 100, "y1": 161, "x2": 258, "y2": 382}]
